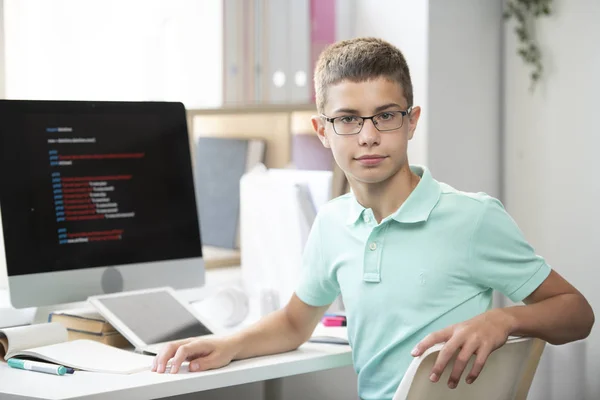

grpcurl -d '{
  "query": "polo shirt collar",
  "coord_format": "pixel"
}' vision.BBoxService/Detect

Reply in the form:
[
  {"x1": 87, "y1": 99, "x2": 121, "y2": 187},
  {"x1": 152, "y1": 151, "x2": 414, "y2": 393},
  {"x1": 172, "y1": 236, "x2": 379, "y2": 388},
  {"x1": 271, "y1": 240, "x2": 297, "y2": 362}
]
[{"x1": 346, "y1": 165, "x2": 441, "y2": 225}]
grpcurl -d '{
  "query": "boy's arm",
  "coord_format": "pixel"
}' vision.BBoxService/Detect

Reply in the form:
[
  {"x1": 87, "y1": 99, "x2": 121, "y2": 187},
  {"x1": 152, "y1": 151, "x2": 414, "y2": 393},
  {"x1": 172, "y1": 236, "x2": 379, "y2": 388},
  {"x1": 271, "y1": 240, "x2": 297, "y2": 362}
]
[
  {"x1": 153, "y1": 294, "x2": 329, "y2": 374},
  {"x1": 230, "y1": 294, "x2": 329, "y2": 360},
  {"x1": 507, "y1": 269, "x2": 594, "y2": 343},
  {"x1": 153, "y1": 212, "x2": 337, "y2": 374},
  {"x1": 412, "y1": 271, "x2": 594, "y2": 389},
  {"x1": 412, "y1": 197, "x2": 594, "y2": 389}
]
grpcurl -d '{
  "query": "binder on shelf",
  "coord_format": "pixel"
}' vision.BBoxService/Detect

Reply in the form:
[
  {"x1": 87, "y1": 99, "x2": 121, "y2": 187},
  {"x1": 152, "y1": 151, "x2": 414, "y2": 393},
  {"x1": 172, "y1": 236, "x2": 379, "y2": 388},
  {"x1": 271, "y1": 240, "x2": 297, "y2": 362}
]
[{"x1": 194, "y1": 136, "x2": 266, "y2": 249}]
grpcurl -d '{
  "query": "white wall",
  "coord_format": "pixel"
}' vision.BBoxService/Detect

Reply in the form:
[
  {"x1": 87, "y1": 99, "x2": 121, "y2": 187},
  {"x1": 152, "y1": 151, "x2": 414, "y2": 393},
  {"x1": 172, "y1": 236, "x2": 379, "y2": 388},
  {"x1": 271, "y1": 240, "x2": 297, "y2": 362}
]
[
  {"x1": 0, "y1": 0, "x2": 6, "y2": 290},
  {"x1": 0, "y1": 0, "x2": 4, "y2": 98},
  {"x1": 352, "y1": 0, "x2": 504, "y2": 199},
  {"x1": 504, "y1": 1, "x2": 600, "y2": 399},
  {"x1": 4, "y1": 0, "x2": 223, "y2": 108},
  {"x1": 428, "y1": 0, "x2": 503, "y2": 198}
]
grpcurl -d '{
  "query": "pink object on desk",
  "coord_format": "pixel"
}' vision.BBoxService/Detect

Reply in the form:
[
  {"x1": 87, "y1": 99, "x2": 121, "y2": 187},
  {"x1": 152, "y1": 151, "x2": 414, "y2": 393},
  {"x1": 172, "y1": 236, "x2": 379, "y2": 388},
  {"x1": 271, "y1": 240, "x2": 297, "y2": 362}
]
[{"x1": 322, "y1": 316, "x2": 346, "y2": 327}]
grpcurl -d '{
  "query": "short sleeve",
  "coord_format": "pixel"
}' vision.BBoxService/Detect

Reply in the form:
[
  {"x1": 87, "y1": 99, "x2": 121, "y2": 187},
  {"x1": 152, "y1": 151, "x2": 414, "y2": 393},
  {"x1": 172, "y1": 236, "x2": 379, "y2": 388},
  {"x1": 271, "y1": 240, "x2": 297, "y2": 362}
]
[
  {"x1": 295, "y1": 216, "x2": 340, "y2": 307},
  {"x1": 468, "y1": 197, "x2": 551, "y2": 303}
]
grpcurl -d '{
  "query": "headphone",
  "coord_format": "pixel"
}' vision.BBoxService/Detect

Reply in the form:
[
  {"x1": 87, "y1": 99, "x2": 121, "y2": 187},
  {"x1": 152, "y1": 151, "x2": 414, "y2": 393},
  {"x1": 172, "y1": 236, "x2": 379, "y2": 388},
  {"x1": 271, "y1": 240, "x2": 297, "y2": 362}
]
[{"x1": 198, "y1": 286, "x2": 250, "y2": 328}]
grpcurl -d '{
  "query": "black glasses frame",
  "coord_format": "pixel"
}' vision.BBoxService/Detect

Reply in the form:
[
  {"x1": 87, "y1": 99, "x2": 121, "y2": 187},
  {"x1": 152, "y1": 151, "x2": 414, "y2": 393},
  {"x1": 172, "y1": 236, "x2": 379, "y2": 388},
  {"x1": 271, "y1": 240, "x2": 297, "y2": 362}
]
[{"x1": 320, "y1": 108, "x2": 412, "y2": 135}]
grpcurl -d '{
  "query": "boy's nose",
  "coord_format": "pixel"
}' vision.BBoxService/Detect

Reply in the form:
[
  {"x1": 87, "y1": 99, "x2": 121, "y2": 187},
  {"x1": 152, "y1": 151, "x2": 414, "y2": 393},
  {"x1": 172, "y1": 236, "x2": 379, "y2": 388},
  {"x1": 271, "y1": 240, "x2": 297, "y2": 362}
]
[{"x1": 358, "y1": 119, "x2": 380, "y2": 146}]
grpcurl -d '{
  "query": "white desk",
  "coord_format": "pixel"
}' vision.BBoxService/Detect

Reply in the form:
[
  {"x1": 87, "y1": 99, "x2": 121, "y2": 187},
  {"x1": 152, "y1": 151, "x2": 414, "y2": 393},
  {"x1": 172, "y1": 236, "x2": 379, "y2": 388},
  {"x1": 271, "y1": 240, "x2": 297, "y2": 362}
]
[
  {"x1": 0, "y1": 342, "x2": 352, "y2": 400},
  {"x1": 0, "y1": 268, "x2": 354, "y2": 400}
]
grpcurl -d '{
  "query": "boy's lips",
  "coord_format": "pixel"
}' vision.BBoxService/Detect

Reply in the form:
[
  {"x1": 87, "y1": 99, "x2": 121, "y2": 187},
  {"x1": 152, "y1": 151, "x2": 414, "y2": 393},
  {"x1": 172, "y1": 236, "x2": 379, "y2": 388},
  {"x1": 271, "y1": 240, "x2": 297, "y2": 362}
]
[{"x1": 355, "y1": 155, "x2": 387, "y2": 166}]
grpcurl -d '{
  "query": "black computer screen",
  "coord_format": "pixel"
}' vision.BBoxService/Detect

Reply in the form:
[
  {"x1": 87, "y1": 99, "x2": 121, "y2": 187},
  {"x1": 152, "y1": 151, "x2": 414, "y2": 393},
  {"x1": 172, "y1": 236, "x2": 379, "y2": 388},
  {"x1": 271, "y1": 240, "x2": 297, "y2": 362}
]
[{"x1": 0, "y1": 100, "x2": 202, "y2": 276}]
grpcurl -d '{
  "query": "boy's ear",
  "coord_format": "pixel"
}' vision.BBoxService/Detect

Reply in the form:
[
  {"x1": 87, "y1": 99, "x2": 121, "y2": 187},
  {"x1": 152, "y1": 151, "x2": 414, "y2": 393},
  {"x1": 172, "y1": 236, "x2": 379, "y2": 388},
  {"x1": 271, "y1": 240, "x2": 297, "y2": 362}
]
[
  {"x1": 407, "y1": 106, "x2": 421, "y2": 140},
  {"x1": 311, "y1": 115, "x2": 330, "y2": 148}
]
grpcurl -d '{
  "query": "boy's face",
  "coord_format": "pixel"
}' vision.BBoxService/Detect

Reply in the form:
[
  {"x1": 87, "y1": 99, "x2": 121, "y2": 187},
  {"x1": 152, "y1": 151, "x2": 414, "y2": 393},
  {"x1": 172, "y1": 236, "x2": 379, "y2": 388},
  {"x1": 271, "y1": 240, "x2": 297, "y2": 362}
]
[{"x1": 312, "y1": 77, "x2": 421, "y2": 185}]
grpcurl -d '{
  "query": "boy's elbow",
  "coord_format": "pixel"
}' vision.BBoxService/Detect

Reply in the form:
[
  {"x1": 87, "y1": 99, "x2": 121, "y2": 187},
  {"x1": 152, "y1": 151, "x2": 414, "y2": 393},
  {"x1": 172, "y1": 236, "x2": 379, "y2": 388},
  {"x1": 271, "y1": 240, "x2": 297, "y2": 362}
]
[
  {"x1": 282, "y1": 304, "x2": 314, "y2": 347},
  {"x1": 581, "y1": 298, "x2": 595, "y2": 339},
  {"x1": 549, "y1": 294, "x2": 594, "y2": 346},
  {"x1": 572, "y1": 294, "x2": 594, "y2": 342}
]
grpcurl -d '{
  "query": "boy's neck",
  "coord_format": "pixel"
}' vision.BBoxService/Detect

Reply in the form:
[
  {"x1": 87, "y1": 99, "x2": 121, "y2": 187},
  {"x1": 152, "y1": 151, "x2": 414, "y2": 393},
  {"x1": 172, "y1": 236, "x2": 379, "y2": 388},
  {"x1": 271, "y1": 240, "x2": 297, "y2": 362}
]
[{"x1": 349, "y1": 163, "x2": 420, "y2": 223}]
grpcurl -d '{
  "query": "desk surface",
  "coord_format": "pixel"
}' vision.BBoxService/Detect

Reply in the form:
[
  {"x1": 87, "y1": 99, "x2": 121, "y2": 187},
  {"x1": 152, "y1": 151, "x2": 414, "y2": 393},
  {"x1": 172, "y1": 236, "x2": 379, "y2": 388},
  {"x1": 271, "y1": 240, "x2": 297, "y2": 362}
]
[
  {"x1": 0, "y1": 342, "x2": 352, "y2": 400},
  {"x1": 0, "y1": 267, "x2": 352, "y2": 399}
]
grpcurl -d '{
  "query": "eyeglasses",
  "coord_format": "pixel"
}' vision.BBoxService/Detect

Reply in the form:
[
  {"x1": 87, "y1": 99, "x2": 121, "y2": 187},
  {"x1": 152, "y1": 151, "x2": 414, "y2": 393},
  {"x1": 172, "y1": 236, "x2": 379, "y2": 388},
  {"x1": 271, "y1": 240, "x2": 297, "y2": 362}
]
[{"x1": 321, "y1": 108, "x2": 412, "y2": 135}]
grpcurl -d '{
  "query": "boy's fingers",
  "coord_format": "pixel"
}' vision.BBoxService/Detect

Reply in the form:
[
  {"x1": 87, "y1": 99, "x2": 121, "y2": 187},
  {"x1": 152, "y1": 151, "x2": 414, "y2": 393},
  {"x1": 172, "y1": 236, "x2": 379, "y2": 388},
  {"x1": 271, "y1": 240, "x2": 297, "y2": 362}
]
[
  {"x1": 412, "y1": 328, "x2": 451, "y2": 357},
  {"x1": 447, "y1": 342, "x2": 478, "y2": 388},
  {"x1": 465, "y1": 345, "x2": 492, "y2": 384},
  {"x1": 430, "y1": 338, "x2": 461, "y2": 383},
  {"x1": 154, "y1": 342, "x2": 180, "y2": 373},
  {"x1": 169, "y1": 344, "x2": 193, "y2": 374}
]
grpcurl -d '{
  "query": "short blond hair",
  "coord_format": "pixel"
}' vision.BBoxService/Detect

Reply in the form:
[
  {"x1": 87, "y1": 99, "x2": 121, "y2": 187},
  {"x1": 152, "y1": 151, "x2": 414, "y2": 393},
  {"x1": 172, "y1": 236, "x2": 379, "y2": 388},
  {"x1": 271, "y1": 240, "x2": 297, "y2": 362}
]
[{"x1": 314, "y1": 37, "x2": 413, "y2": 113}]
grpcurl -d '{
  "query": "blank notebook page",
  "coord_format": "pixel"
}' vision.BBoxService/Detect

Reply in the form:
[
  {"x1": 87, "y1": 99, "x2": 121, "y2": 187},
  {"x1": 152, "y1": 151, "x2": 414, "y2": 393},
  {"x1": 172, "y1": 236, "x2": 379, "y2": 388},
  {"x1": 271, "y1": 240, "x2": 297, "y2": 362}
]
[{"x1": 19, "y1": 339, "x2": 154, "y2": 374}]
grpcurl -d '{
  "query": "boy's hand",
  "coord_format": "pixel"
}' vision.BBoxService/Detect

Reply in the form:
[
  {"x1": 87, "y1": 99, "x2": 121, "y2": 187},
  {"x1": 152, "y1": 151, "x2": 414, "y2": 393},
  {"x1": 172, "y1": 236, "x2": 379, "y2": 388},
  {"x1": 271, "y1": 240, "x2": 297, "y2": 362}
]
[
  {"x1": 152, "y1": 337, "x2": 237, "y2": 374},
  {"x1": 410, "y1": 308, "x2": 516, "y2": 389}
]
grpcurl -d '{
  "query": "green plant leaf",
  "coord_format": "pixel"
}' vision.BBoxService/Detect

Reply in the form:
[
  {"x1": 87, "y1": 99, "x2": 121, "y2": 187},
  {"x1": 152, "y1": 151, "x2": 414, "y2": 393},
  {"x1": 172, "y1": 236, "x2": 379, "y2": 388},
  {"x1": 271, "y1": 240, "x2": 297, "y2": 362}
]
[{"x1": 504, "y1": 0, "x2": 552, "y2": 91}]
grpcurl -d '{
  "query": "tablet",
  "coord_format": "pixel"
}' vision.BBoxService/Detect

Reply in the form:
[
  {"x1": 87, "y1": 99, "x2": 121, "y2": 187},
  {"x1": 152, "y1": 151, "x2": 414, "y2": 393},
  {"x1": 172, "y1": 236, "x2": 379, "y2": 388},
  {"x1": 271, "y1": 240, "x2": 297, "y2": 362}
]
[{"x1": 88, "y1": 287, "x2": 220, "y2": 355}]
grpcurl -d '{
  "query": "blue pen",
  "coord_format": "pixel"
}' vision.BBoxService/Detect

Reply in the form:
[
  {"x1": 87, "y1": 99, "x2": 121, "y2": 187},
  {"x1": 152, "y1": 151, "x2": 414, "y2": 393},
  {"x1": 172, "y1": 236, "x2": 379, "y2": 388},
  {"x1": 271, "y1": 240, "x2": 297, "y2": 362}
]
[{"x1": 7, "y1": 358, "x2": 74, "y2": 375}]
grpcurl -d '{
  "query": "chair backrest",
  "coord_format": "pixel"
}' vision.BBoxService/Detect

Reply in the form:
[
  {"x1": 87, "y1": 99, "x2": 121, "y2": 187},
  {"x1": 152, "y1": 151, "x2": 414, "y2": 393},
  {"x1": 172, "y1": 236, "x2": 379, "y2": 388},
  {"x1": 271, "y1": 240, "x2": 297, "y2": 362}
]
[{"x1": 393, "y1": 337, "x2": 546, "y2": 400}]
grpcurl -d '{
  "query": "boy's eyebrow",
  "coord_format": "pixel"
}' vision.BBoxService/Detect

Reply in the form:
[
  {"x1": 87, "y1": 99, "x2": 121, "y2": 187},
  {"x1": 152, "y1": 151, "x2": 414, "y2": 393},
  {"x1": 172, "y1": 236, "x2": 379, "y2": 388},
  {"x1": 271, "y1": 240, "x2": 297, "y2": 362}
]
[
  {"x1": 331, "y1": 107, "x2": 360, "y2": 115},
  {"x1": 374, "y1": 103, "x2": 405, "y2": 113},
  {"x1": 331, "y1": 103, "x2": 405, "y2": 115}
]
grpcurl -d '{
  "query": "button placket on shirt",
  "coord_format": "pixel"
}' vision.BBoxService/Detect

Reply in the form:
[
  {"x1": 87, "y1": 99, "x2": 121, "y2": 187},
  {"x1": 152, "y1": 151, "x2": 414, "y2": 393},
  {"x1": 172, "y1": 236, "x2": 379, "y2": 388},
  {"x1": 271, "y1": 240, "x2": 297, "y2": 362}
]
[{"x1": 362, "y1": 211, "x2": 386, "y2": 283}]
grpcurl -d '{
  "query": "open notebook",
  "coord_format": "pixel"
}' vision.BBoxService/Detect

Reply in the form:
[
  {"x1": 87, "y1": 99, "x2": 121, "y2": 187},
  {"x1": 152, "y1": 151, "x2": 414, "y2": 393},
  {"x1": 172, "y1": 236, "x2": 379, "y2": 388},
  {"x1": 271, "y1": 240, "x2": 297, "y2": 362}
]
[{"x1": 0, "y1": 323, "x2": 153, "y2": 374}]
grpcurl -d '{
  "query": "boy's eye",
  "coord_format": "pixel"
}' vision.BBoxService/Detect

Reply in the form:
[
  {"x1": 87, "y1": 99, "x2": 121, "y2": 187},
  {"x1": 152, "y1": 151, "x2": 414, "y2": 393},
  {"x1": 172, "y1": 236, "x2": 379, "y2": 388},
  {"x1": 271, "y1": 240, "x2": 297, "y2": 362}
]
[
  {"x1": 378, "y1": 112, "x2": 395, "y2": 120},
  {"x1": 339, "y1": 116, "x2": 360, "y2": 124}
]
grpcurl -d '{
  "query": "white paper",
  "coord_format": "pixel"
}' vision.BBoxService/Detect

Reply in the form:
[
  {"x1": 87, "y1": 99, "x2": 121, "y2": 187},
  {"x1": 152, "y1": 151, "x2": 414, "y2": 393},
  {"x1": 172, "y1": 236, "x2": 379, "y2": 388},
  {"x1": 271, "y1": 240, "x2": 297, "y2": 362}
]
[
  {"x1": 240, "y1": 169, "x2": 305, "y2": 306},
  {"x1": 0, "y1": 322, "x2": 67, "y2": 360},
  {"x1": 240, "y1": 168, "x2": 333, "y2": 310},
  {"x1": 16, "y1": 339, "x2": 154, "y2": 374},
  {"x1": 267, "y1": 169, "x2": 332, "y2": 212}
]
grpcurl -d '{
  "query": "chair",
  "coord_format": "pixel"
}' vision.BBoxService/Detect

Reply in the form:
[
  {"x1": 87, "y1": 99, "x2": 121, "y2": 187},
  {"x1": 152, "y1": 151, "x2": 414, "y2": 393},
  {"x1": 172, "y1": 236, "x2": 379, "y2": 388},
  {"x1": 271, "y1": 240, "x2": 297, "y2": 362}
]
[{"x1": 393, "y1": 337, "x2": 546, "y2": 400}]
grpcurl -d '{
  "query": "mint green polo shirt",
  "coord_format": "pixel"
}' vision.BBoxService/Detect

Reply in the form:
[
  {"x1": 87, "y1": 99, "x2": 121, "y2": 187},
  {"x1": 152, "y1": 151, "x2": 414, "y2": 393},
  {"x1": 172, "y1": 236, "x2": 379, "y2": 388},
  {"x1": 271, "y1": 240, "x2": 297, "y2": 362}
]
[{"x1": 295, "y1": 165, "x2": 551, "y2": 400}]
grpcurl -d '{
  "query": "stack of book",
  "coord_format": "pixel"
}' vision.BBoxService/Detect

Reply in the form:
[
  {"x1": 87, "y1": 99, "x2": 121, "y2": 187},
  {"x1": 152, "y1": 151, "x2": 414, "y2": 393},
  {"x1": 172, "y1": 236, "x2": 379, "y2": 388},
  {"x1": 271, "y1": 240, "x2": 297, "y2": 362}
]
[{"x1": 48, "y1": 308, "x2": 130, "y2": 349}]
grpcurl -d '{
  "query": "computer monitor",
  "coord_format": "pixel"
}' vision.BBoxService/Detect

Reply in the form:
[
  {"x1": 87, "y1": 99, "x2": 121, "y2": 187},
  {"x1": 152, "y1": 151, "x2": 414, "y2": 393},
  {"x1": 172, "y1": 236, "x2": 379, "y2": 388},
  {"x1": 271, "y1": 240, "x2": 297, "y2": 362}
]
[{"x1": 0, "y1": 100, "x2": 205, "y2": 308}]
